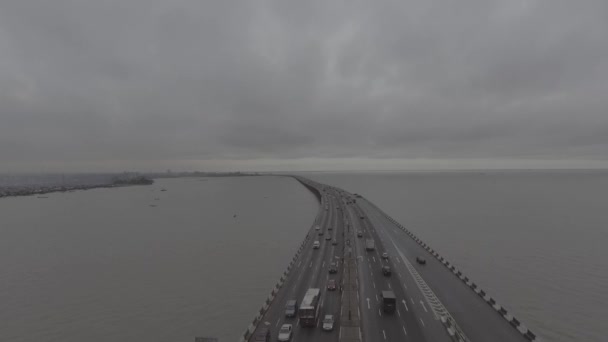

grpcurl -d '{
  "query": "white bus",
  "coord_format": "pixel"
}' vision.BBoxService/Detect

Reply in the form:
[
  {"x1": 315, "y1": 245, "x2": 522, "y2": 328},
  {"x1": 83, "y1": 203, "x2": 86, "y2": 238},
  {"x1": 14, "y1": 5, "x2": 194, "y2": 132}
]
[{"x1": 299, "y1": 288, "x2": 320, "y2": 327}]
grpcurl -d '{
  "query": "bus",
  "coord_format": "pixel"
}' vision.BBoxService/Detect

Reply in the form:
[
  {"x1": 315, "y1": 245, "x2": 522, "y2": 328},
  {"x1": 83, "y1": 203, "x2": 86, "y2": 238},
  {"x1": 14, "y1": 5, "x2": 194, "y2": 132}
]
[{"x1": 299, "y1": 288, "x2": 321, "y2": 327}]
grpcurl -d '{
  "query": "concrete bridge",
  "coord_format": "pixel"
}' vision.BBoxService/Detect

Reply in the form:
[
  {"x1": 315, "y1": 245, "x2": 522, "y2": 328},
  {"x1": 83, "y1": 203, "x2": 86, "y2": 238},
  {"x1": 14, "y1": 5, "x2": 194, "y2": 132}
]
[{"x1": 233, "y1": 176, "x2": 540, "y2": 342}]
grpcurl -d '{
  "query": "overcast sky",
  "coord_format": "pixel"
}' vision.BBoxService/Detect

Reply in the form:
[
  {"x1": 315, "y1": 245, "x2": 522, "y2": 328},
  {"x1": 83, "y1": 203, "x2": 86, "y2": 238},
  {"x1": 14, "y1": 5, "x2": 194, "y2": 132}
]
[{"x1": 1, "y1": 0, "x2": 607, "y2": 172}]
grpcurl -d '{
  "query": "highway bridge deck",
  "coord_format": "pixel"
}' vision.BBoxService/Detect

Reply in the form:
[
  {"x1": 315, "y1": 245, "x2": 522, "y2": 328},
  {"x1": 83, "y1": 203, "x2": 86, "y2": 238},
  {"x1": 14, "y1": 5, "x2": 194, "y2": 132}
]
[{"x1": 237, "y1": 176, "x2": 539, "y2": 342}]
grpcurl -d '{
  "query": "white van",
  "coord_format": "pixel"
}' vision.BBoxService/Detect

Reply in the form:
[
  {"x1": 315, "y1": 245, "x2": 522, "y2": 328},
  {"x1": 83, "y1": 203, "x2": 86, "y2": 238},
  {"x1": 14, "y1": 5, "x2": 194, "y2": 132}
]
[{"x1": 313, "y1": 241, "x2": 320, "y2": 249}]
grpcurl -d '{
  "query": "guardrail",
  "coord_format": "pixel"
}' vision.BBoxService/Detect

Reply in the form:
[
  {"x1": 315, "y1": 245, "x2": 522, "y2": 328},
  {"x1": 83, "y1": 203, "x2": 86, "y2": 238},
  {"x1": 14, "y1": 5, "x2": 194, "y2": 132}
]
[{"x1": 363, "y1": 198, "x2": 541, "y2": 342}]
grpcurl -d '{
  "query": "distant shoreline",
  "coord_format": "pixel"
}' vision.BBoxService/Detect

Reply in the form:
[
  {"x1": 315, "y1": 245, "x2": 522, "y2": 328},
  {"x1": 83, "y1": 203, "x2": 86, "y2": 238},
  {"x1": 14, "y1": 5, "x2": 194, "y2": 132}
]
[{"x1": 0, "y1": 176, "x2": 153, "y2": 199}]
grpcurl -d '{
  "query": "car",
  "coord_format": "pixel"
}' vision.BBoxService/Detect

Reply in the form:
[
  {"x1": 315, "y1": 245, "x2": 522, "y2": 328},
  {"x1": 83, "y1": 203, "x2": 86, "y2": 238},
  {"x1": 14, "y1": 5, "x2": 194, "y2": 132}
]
[
  {"x1": 322, "y1": 315, "x2": 334, "y2": 331},
  {"x1": 360, "y1": 216, "x2": 364, "y2": 219},
  {"x1": 416, "y1": 256, "x2": 426, "y2": 265},
  {"x1": 319, "y1": 231, "x2": 324, "y2": 236},
  {"x1": 277, "y1": 324, "x2": 293, "y2": 341},
  {"x1": 332, "y1": 240, "x2": 338, "y2": 246},
  {"x1": 327, "y1": 279, "x2": 336, "y2": 291},
  {"x1": 253, "y1": 327, "x2": 270, "y2": 341},
  {"x1": 313, "y1": 241, "x2": 320, "y2": 249},
  {"x1": 357, "y1": 231, "x2": 363, "y2": 237},
  {"x1": 285, "y1": 299, "x2": 298, "y2": 317},
  {"x1": 382, "y1": 265, "x2": 391, "y2": 276},
  {"x1": 315, "y1": 225, "x2": 320, "y2": 231},
  {"x1": 325, "y1": 235, "x2": 331, "y2": 240},
  {"x1": 382, "y1": 252, "x2": 389, "y2": 259},
  {"x1": 328, "y1": 262, "x2": 338, "y2": 274}
]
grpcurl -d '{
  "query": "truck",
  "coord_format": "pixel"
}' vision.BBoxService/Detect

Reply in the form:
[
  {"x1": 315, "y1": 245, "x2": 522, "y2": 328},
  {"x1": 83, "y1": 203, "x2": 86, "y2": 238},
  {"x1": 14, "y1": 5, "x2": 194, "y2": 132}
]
[
  {"x1": 365, "y1": 239, "x2": 375, "y2": 251},
  {"x1": 381, "y1": 290, "x2": 396, "y2": 313}
]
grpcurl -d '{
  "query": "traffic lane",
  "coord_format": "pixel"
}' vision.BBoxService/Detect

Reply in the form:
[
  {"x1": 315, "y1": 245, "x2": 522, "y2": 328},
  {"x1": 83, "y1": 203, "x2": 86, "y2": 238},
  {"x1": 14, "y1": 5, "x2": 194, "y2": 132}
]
[
  {"x1": 291, "y1": 199, "x2": 342, "y2": 342},
  {"x1": 361, "y1": 211, "x2": 453, "y2": 342},
  {"x1": 355, "y1": 206, "x2": 434, "y2": 342},
  {"x1": 351, "y1": 215, "x2": 381, "y2": 342},
  {"x1": 361, "y1": 200, "x2": 528, "y2": 342},
  {"x1": 248, "y1": 195, "x2": 333, "y2": 341},
  {"x1": 349, "y1": 204, "x2": 415, "y2": 342}
]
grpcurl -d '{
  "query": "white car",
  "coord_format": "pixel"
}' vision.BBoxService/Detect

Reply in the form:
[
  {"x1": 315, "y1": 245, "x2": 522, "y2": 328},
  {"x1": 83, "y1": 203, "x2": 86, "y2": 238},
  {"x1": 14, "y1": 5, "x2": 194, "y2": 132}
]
[
  {"x1": 313, "y1": 241, "x2": 320, "y2": 249},
  {"x1": 278, "y1": 324, "x2": 293, "y2": 341},
  {"x1": 315, "y1": 225, "x2": 320, "y2": 231},
  {"x1": 322, "y1": 315, "x2": 334, "y2": 331}
]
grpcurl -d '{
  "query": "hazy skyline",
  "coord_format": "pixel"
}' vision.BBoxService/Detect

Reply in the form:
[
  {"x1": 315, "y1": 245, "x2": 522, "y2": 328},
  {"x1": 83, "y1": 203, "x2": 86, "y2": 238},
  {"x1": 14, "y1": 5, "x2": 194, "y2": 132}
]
[{"x1": 1, "y1": 1, "x2": 607, "y2": 172}]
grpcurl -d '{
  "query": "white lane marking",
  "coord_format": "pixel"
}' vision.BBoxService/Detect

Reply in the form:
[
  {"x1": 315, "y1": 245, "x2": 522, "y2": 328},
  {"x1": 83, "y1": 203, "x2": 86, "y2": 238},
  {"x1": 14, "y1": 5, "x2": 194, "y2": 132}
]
[
  {"x1": 375, "y1": 294, "x2": 379, "y2": 302},
  {"x1": 298, "y1": 261, "x2": 302, "y2": 267},
  {"x1": 296, "y1": 319, "x2": 300, "y2": 327},
  {"x1": 402, "y1": 326, "x2": 407, "y2": 335},
  {"x1": 373, "y1": 256, "x2": 376, "y2": 263},
  {"x1": 310, "y1": 261, "x2": 313, "y2": 268},
  {"x1": 382, "y1": 329, "x2": 386, "y2": 339},
  {"x1": 366, "y1": 298, "x2": 370, "y2": 309},
  {"x1": 373, "y1": 281, "x2": 376, "y2": 289},
  {"x1": 397, "y1": 308, "x2": 401, "y2": 317},
  {"x1": 411, "y1": 297, "x2": 415, "y2": 304},
  {"x1": 322, "y1": 261, "x2": 325, "y2": 268},
  {"x1": 420, "y1": 318, "x2": 426, "y2": 327},
  {"x1": 276, "y1": 318, "x2": 280, "y2": 327},
  {"x1": 402, "y1": 300, "x2": 409, "y2": 311},
  {"x1": 420, "y1": 300, "x2": 428, "y2": 312},
  {"x1": 403, "y1": 283, "x2": 407, "y2": 290},
  {"x1": 320, "y1": 299, "x2": 324, "y2": 307},
  {"x1": 388, "y1": 283, "x2": 391, "y2": 289},
  {"x1": 379, "y1": 308, "x2": 382, "y2": 317}
]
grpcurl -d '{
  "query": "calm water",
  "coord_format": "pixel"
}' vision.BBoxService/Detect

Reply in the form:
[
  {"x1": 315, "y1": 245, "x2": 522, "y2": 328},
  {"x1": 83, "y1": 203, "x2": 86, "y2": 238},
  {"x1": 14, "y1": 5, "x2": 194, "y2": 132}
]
[
  {"x1": 2, "y1": 172, "x2": 607, "y2": 342},
  {"x1": 307, "y1": 170, "x2": 608, "y2": 342},
  {"x1": 0, "y1": 176, "x2": 318, "y2": 342}
]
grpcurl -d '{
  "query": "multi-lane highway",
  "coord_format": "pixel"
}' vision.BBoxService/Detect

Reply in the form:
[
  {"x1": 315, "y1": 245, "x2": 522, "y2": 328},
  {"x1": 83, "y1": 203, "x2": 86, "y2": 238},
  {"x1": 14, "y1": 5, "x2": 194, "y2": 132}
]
[
  {"x1": 246, "y1": 181, "x2": 346, "y2": 342},
  {"x1": 241, "y1": 177, "x2": 538, "y2": 342}
]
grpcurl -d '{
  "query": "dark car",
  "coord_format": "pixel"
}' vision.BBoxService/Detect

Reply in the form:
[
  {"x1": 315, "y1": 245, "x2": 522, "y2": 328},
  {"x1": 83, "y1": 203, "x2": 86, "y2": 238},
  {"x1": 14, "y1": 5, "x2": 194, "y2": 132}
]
[
  {"x1": 416, "y1": 257, "x2": 426, "y2": 265},
  {"x1": 327, "y1": 279, "x2": 336, "y2": 291},
  {"x1": 319, "y1": 231, "x2": 324, "y2": 236},
  {"x1": 328, "y1": 262, "x2": 338, "y2": 274},
  {"x1": 285, "y1": 299, "x2": 298, "y2": 318},
  {"x1": 357, "y1": 231, "x2": 363, "y2": 237},
  {"x1": 360, "y1": 216, "x2": 365, "y2": 220},
  {"x1": 253, "y1": 327, "x2": 270, "y2": 341},
  {"x1": 325, "y1": 235, "x2": 332, "y2": 240},
  {"x1": 381, "y1": 252, "x2": 389, "y2": 259},
  {"x1": 332, "y1": 240, "x2": 338, "y2": 246},
  {"x1": 382, "y1": 265, "x2": 391, "y2": 276}
]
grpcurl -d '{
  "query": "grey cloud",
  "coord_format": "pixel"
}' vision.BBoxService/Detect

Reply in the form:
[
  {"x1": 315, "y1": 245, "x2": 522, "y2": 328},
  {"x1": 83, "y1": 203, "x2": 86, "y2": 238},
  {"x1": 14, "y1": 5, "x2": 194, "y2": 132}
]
[{"x1": 1, "y1": 0, "x2": 607, "y2": 170}]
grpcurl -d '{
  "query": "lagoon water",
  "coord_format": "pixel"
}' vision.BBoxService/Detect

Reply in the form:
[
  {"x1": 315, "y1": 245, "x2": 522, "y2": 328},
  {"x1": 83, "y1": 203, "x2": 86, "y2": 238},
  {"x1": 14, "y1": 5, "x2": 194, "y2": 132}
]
[
  {"x1": 0, "y1": 176, "x2": 317, "y2": 342},
  {"x1": 1, "y1": 171, "x2": 607, "y2": 342}
]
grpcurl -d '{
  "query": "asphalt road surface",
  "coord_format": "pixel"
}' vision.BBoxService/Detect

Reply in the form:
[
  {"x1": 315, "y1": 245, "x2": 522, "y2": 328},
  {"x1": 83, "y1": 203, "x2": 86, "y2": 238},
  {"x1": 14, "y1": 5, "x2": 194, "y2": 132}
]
[{"x1": 247, "y1": 178, "x2": 530, "y2": 342}]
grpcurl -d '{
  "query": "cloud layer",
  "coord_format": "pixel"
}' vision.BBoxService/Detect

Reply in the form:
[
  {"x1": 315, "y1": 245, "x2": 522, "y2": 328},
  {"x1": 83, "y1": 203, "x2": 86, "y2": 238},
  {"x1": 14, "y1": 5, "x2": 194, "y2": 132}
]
[{"x1": 1, "y1": 0, "x2": 607, "y2": 170}]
